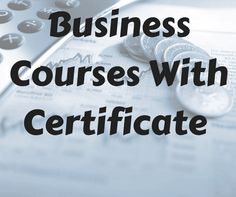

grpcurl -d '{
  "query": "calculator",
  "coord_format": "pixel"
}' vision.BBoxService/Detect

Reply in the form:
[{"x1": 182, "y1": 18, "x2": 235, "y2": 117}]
[{"x1": 0, "y1": 0, "x2": 138, "y2": 101}]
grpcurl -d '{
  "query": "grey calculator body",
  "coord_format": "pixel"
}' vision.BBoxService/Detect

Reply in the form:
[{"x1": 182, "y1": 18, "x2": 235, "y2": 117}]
[{"x1": 0, "y1": 0, "x2": 138, "y2": 101}]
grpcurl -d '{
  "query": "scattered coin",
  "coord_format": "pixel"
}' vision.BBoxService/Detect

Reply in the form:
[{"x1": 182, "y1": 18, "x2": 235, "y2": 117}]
[
  {"x1": 173, "y1": 51, "x2": 210, "y2": 82},
  {"x1": 123, "y1": 34, "x2": 149, "y2": 63},
  {"x1": 140, "y1": 33, "x2": 164, "y2": 59},
  {"x1": 173, "y1": 51, "x2": 210, "y2": 65},
  {"x1": 164, "y1": 43, "x2": 209, "y2": 64},
  {"x1": 176, "y1": 79, "x2": 234, "y2": 117},
  {"x1": 123, "y1": 34, "x2": 234, "y2": 118},
  {"x1": 154, "y1": 37, "x2": 188, "y2": 63},
  {"x1": 176, "y1": 59, "x2": 210, "y2": 81}
]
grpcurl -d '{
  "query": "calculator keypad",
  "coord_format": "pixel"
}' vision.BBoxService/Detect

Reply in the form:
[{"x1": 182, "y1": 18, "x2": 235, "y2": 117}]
[
  {"x1": 0, "y1": 0, "x2": 123, "y2": 98},
  {"x1": 8, "y1": 0, "x2": 32, "y2": 11},
  {"x1": 37, "y1": 8, "x2": 60, "y2": 20},
  {"x1": 1, "y1": 0, "x2": 83, "y2": 53},
  {"x1": 0, "y1": 10, "x2": 13, "y2": 24},
  {"x1": 18, "y1": 19, "x2": 44, "y2": 33},
  {"x1": 55, "y1": 0, "x2": 80, "y2": 9},
  {"x1": 0, "y1": 33, "x2": 24, "y2": 50}
]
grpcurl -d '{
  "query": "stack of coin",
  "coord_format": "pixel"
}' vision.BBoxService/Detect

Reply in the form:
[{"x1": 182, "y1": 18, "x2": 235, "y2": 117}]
[
  {"x1": 176, "y1": 77, "x2": 234, "y2": 118},
  {"x1": 123, "y1": 34, "x2": 234, "y2": 117},
  {"x1": 123, "y1": 34, "x2": 149, "y2": 63}
]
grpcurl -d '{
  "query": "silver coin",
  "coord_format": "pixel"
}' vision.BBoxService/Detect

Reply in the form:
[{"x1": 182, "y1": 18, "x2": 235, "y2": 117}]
[
  {"x1": 154, "y1": 37, "x2": 188, "y2": 63},
  {"x1": 174, "y1": 51, "x2": 210, "y2": 81},
  {"x1": 164, "y1": 43, "x2": 209, "y2": 64},
  {"x1": 140, "y1": 33, "x2": 164, "y2": 59},
  {"x1": 173, "y1": 51, "x2": 210, "y2": 65},
  {"x1": 176, "y1": 59, "x2": 210, "y2": 81},
  {"x1": 123, "y1": 34, "x2": 147, "y2": 59},
  {"x1": 176, "y1": 79, "x2": 234, "y2": 117}
]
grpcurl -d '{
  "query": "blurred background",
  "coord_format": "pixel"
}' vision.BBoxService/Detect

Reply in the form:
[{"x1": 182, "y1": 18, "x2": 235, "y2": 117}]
[{"x1": 0, "y1": 0, "x2": 236, "y2": 196}]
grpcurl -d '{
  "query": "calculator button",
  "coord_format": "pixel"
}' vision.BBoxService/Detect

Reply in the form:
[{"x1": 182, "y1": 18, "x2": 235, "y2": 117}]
[
  {"x1": 55, "y1": 0, "x2": 80, "y2": 9},
  {"x1": 0, "y1": 33, "x2": 24, "y2": 50},
  {"x1": 8, "y1": 0, "x2": 31, "y2": 11},
  {"x1": 0, "y1": 53, "x2": 2, "y2": 63},
  {"x1": 0, "y1": 10, "x2": 13, "y2": 24},
  {"x1": 18, "y1": 20, "x2": 44, "y2": 33},
  {"x1": 37, "y1": 8, "x2": 60, "y2": 20}
]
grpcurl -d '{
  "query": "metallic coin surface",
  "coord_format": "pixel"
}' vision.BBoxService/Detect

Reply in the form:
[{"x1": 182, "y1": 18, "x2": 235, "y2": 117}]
[
  {"x1": 176, "y1": 59, "x2": 210, "y2": 81},
  {"x1": 141, "y1": 34, "x2": 164, "y2": 59},
  {"x1": 154, "y1": 37, "x2": 188, "y2": 63},
  {"x1": 173, "y1": 51, "x2": 210, "y2": 65},
  {"x1": 124, "y1": 34, "x2": 148, "y2": 62},
  {"x1": 176, "y1": 80, "x2": 234, "y2": 117},
  {"x1": 164, "y1": 43, "x2": 209, "y2": 64}
]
